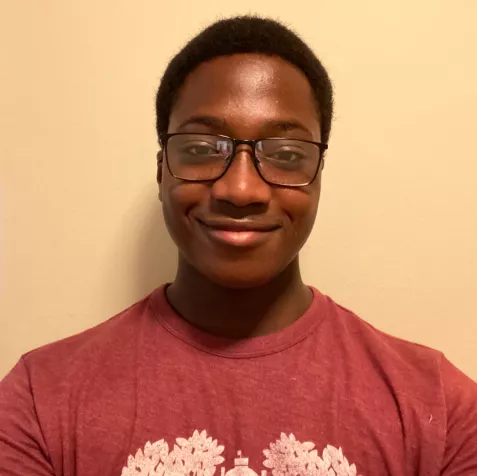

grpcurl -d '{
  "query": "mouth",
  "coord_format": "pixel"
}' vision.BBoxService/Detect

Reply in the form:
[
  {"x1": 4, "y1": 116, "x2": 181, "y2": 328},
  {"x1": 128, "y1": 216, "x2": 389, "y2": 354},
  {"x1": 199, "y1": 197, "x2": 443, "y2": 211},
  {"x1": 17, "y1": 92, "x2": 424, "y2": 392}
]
[{"x1": 195, "y1": 217, "x2": 281, "y2": 248}]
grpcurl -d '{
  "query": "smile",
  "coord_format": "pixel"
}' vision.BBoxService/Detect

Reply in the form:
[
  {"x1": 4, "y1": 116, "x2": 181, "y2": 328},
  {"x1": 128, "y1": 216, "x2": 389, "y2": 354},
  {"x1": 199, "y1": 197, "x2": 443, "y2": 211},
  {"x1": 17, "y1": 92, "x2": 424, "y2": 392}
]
[{"x1": 195, "y1": 218, "x2": 280, "y2": 248}]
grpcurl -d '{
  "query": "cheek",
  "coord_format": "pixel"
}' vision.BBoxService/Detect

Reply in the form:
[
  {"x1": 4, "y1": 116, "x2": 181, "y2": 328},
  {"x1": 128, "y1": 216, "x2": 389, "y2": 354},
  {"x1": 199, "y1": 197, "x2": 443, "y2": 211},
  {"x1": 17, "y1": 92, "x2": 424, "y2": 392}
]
[
  {"x1": 278, "y1": 182, "x2": 321, "y2": 233},
  {"x1": 161, "y1": 181, "x2": 195, "y2": 253},
  {"x1": 161, "y1": 175, "x2": 207, "y2": 233}
]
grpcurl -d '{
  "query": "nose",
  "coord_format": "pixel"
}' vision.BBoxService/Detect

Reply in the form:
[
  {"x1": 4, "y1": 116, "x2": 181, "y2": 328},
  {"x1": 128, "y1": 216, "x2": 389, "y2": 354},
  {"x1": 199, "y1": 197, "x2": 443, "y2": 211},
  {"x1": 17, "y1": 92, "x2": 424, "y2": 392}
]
[{"x1": 210, "y1": 145, "x2": 272, "y2": 208}]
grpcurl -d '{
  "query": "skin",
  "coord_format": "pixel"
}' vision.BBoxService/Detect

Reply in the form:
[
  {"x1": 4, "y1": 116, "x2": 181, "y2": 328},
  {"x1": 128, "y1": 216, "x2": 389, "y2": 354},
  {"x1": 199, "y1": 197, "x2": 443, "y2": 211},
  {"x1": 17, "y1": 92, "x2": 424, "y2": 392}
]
[{"x1": 157, "y1": 54, "x2": 324, "y2": 338}]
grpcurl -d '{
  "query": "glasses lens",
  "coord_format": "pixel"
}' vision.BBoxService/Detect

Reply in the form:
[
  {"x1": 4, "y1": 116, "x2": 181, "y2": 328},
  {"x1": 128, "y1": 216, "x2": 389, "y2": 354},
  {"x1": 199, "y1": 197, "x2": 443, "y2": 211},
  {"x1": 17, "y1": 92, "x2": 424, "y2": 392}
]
[
  {"x1": 166, "y1": 134, "x2": 232, "y2": 181},
  {"x1": 256, "y1": 139, "x2": 321, "y2": 186}
]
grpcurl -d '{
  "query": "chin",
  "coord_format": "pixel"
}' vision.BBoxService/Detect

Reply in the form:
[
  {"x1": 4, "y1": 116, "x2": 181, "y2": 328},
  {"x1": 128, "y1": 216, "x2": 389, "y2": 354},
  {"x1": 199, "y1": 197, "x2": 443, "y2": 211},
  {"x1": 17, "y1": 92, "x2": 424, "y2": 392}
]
[{"x1": 201, "y1": 262, "x2": 282, "y2": 290}]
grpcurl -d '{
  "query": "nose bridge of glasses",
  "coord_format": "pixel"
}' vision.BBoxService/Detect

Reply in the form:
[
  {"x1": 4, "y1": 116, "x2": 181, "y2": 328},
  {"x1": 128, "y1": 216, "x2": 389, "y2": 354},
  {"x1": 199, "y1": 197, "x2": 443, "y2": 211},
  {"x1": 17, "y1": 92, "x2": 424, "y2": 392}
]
[
  {"x1": 228, "y1": 139, "x2": 261, "y2": 169},
  {"x1": 232, "y1": 139, "x2": 256, "y2": 158},
  {"x1": 220, "y1": 140, "x2": 264, "y2": 183}
]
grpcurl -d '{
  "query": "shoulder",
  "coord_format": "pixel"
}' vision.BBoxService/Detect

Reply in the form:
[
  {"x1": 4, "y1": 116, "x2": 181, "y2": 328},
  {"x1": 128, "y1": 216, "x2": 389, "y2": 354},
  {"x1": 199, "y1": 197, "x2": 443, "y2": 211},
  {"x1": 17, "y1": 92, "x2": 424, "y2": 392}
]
[
  {"x1": 318, "y1": 290, "x2": 477, "y2": 403},
  {"x1": 320, "y1": 292, "x2": 444, "y2": 372},
  {"x1": 318, "y1": 291, "x2": 477, "y2": 472},
  {"x1": 20, "y1": 293, "x2": 155, "y2": 387}
]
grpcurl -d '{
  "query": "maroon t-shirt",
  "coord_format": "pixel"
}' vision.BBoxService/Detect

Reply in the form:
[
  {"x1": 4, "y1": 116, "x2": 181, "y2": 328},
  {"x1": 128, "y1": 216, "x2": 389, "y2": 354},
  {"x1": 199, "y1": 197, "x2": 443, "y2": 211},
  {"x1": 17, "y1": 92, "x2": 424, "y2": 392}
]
[{"x1": 1, "y1": 287, "x2": 476, "y2": 476}]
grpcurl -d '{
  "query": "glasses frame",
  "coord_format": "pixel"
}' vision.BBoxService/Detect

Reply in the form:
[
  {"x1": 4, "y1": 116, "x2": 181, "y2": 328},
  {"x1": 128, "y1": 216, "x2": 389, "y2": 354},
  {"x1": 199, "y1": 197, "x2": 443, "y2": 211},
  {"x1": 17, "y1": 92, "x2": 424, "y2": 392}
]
[{"x1": 159, "y1": 132, "x2": 328, "y2": 187}]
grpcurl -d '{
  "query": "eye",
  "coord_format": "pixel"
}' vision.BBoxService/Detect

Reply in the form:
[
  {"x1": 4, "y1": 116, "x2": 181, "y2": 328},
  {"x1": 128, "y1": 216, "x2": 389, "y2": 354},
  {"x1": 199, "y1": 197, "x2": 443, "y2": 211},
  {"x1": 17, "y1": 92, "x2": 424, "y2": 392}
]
[
  {"x1": 268, "y1": 147, "x2": 306, "y2": 162},
  {"x1": 182, "y1": 142, "x2": 220, "y2": 156}
]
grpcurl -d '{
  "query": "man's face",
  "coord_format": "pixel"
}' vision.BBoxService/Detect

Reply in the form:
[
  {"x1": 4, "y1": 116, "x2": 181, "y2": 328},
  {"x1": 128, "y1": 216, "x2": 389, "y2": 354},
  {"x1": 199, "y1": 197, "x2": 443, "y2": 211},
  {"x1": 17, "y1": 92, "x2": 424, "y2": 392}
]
[{"x1": 158, "y1": 54, "x2": 323, "y2": 288}]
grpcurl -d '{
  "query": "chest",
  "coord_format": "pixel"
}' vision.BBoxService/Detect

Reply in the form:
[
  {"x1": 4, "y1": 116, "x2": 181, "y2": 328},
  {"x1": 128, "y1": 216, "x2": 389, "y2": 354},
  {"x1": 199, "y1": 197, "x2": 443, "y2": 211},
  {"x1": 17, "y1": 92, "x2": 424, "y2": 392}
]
[{"x1": 55, "y1": 353, "x2": 444, "y2": 476}]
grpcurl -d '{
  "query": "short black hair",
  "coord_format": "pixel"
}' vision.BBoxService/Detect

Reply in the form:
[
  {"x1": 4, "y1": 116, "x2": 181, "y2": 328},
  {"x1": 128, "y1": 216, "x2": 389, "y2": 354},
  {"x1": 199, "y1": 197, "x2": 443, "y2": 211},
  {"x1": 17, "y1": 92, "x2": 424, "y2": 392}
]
[{"x1": 156, "y1": 16, "x2": 334, "y2": 144}]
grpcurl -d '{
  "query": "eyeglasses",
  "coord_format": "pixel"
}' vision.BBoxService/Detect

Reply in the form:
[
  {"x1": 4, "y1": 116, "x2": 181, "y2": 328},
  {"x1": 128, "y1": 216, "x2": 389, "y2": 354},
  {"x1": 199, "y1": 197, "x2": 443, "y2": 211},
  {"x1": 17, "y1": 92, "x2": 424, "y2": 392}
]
[{"x1": 159, "y1": 133, "x2": 328, "y2": 187}]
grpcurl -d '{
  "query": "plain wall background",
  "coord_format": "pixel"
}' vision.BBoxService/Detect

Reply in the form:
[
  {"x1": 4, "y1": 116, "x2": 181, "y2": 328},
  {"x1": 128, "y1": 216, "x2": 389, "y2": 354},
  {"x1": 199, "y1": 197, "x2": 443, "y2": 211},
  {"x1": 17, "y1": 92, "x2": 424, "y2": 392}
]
[{"x1": 1, "y1": 1, "x2": 476, "y2": 379}]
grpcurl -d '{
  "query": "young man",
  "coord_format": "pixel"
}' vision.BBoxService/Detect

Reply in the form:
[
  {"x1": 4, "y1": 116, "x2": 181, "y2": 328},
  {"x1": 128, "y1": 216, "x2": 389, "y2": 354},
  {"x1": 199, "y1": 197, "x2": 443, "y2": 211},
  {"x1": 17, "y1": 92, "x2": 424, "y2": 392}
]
[{"x1": 1, "y1": 16, "x2": 476, "y2": 476}]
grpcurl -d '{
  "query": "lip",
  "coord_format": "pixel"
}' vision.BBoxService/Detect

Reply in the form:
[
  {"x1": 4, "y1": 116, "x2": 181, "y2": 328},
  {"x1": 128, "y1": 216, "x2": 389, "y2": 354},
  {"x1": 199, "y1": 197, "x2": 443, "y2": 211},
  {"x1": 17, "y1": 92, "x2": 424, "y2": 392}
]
[{"x1": 195, "y1": 217, "x2": 280, "y2": 247}]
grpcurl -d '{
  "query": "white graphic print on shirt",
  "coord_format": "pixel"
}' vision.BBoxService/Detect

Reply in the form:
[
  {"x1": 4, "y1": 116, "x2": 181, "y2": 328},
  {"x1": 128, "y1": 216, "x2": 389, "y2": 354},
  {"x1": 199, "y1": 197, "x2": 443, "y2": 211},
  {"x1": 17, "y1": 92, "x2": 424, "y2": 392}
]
[{"x1": 121, "y1": 430, "x2": 361, "y2": 476}]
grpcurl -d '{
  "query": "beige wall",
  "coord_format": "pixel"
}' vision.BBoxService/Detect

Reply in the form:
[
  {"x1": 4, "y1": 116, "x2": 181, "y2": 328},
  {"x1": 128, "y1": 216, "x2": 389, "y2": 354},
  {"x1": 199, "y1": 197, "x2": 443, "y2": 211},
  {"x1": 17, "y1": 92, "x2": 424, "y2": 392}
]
[{"x1": 1, "y1": 1, "x2": 476, "y2": 379}]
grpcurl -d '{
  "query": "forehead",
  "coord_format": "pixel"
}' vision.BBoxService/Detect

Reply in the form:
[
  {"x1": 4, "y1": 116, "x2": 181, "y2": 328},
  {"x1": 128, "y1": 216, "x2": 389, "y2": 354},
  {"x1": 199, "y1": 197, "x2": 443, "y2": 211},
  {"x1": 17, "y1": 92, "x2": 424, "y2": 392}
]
[{"x1": 169, "y1": 54, "x2": 321, "y2": 140}]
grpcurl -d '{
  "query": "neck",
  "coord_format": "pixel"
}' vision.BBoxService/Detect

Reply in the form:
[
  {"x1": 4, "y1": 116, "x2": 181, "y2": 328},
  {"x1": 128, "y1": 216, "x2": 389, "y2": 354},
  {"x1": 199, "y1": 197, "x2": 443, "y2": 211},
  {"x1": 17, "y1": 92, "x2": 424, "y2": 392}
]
[{"x1": 166, "y1": 256, "x2": 312, "y2": 339}]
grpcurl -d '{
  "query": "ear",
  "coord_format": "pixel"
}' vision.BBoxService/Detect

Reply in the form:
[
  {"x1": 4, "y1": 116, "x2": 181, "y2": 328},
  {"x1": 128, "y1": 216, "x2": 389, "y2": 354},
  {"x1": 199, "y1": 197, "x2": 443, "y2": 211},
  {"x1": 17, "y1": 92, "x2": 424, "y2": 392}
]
[{"x1": 157, "y1": 151, "x2": 163, "y2": 202}]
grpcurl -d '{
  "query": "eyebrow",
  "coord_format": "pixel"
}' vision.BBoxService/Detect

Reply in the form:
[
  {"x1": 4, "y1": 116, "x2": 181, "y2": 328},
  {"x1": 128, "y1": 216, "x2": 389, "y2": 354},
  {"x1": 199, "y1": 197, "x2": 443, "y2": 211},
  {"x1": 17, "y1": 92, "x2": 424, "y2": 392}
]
[
  {"x1": 264, "y1": 119, "x2": 313, "y2": 137},
  {"x1": 177, "y1": 115, "x2": 227, "y2": 131},
  {"x1": 176, "y1": 115, "x2": 313, "y2": 137}
]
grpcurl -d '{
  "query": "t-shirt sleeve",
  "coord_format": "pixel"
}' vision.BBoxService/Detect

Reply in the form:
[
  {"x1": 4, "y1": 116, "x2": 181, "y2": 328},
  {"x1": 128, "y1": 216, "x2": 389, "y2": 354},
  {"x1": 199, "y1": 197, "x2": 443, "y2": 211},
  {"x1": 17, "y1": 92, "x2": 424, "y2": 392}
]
[
  {"x1": 440, "y1": 356, "x2": 477, "y2": 475},
  {"x1": 0, "y1": 358, "x2": 55, "y2": 475}
]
